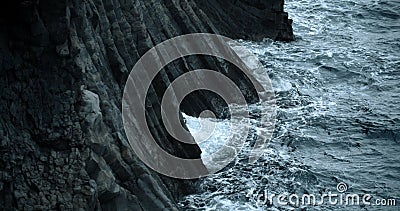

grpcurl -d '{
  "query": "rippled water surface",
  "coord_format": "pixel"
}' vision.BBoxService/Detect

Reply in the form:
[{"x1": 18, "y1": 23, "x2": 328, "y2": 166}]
[{"x1": 179, "y1": 0, "x2": 400, "y2": 210}]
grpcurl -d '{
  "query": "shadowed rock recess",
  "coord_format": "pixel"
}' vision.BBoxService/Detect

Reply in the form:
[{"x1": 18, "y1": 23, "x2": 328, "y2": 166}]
[{"x1": 0, "y1": 0, "x2": 293, "y2": 210}]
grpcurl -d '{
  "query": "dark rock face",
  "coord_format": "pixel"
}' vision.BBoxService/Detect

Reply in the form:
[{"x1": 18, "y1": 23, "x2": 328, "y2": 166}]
[
  {"x1": 0, "y1": 0, "x2": 293, "y2": 210},
  {"x1": 195, "y1": 0, "x2": 294, "y2": 41}
]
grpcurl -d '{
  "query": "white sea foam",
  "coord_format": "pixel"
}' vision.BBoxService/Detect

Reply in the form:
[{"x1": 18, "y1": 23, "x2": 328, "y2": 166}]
[{"x1": 182, "y1": 113, "x2": 232, "y2": 163}]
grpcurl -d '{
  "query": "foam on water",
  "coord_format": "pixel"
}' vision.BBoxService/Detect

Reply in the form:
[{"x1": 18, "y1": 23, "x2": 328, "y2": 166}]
[
  {"x1": 182, "y1": 113, "x2": 231, "y2": 159},
  {"x1": 179, "y1": 0, "x2": 400, "y2": 210}
]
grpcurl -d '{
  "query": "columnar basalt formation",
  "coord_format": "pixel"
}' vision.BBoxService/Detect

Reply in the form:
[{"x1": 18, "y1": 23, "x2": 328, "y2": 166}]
[{"x1": 0, "y1": 0, "x2": 293, "y2": 210}]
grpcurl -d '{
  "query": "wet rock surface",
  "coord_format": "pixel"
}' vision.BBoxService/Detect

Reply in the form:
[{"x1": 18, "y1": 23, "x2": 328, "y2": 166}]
[{"x1": 0, "y1": 0, "x2": 293, "y2": 210}]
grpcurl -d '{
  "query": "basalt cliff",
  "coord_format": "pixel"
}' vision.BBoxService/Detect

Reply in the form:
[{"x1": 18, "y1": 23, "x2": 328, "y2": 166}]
[{"x1": 0, "y1": 0, "x2": 293, "y2": 210}]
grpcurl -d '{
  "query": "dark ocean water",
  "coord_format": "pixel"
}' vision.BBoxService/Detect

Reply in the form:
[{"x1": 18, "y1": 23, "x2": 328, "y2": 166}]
[{"x1": 179, "y1": 0, "x2": 400, "y2": 210}]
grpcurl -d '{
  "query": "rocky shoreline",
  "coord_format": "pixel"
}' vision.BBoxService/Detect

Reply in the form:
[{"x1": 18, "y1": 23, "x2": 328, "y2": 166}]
[{"x1": 0, "y1": 0, "x2": 293, "y2": 210}]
